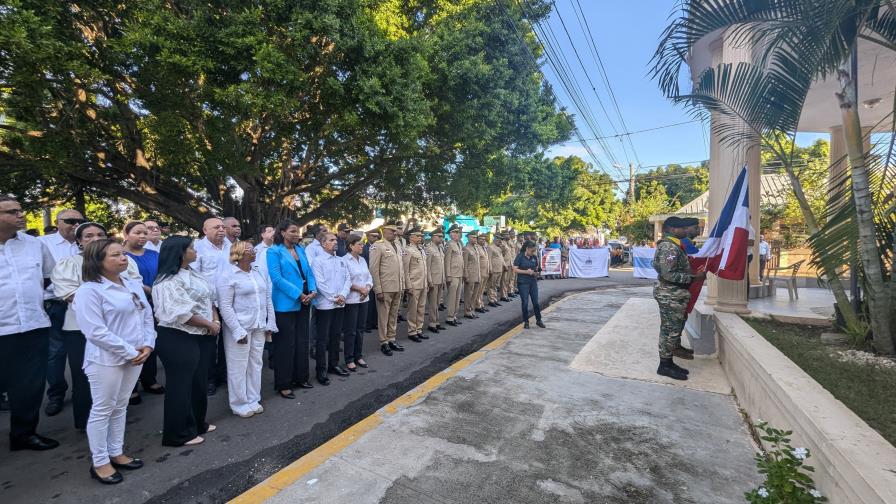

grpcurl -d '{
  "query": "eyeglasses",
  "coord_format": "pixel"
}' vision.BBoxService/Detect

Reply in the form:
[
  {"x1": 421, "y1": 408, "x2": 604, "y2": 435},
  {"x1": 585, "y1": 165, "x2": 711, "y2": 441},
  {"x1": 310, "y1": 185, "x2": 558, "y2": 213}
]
[
  {"x1": 131, "y1": 292, "x2": 146, "y2": 311},
  {"x1": 62, "y1": 218, "x2": 87, "y2": 226},
  {"x1": 0, "y1": 209, "x2": 24, "y2": 216}
]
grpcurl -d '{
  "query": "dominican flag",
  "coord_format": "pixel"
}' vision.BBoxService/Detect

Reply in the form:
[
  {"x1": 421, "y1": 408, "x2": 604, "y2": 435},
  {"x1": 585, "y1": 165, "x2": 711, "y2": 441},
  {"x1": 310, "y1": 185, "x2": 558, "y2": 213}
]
[{"x1": 686, "y1": 166, "x2": 751, "y2": 311}]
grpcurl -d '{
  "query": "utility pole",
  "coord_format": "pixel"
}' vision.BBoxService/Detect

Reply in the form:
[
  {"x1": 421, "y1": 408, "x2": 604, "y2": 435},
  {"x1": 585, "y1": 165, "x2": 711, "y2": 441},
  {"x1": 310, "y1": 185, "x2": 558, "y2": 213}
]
[{"x1": 629, "y1": 162, "x2": 636, "y2": 202}]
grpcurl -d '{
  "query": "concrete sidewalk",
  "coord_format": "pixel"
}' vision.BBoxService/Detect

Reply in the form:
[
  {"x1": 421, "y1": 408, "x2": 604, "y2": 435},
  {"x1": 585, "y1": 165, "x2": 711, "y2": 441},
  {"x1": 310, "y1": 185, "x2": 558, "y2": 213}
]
[{"x1": 241, "y1": 287, "x2": 759, "y2": 503}]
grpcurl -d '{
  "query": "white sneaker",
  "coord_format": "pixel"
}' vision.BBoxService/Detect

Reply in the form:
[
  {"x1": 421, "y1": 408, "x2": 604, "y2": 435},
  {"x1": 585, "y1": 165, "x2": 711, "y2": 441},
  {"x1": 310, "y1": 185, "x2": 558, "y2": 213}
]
[
  {"x1": 233, "y1": 410, "x2": 254, "y2": 418},
  {"x1": 252, "y1": 404, "x2": 264, "y2": 414}
]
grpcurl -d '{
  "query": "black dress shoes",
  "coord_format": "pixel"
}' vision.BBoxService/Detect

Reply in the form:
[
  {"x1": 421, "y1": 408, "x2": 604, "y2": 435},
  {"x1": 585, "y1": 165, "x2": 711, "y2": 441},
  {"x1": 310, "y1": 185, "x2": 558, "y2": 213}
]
[
  {"x1": 408, "y1": 334, "x2": 422, "y2": 343},
  {"x1": 428, "y1": 326, "x2": 439, "y2": 334},
  {"x1": 317, "y1": 375, "x2": 331, "y2": 386},
  {"x1": 419, "y1": 333, "x2": 429, "y2": 339},
  {"x1": 44, "y1": 398, "x2": 63, "y2": 416},
  {"x1": 439, "y1": 303, "x2": 446, "y2": 311},
  {"x1": 445, "y1": 320, "x2": 458, "y2": 327},
  {"x1": 328, "y1": 366, "x2": 350, "y2": 377},
  {"x1": 381, "y1": 344, "x2": 393, "y2": 356},
  {"x1": 536, "y1": 320, "x2": 546, "y2": 328},
  {"x1": 500, "y1": 297, "x2": 511, "y2": 302},
  {"x1": 524, "y1": 322, "x2": 530, "y2": 329},
  {"x1": 11, "y1": 434, "x2": 59, "y2": 451},
  {"x1": 464, "y1": 314, "x2": 476, "y2": 319},
  {"x1": 388, "y1": 341, "x2": 405, "y2": 352},
  {"x1": 111, "y1": 458, "x2": 144, "y2": 470},
  {"x1": 397, "y1": 314, "x2": 407, "y2": 322},
  {"x1": 90, "y1": 466, "x2": 123, "y2": 485},
  {"x1": 475, "y1": 308, "x2": 487, "y2": 313},
  {"x1": 488, "y1": 302, "x2": 499, "y2": 308},
  {"x1": 298, "y1": 381, "x2": 314, "y2": 389},
  {"x1": 436, "y1": 324, "x2": 446, "y2": 330}
]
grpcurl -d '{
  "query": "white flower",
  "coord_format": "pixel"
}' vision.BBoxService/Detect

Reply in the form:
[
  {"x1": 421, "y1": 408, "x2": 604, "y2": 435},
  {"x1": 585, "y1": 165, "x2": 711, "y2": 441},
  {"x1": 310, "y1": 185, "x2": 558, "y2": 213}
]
[
  {"x1": 792, "y1": 447, "x2": 809, "y2": 460},
  {"x1": 757, "y1": 487, "x2": 769, "y2": 498},
  {"x1": 809, "y1": 489, "x2": 822, "y2": 498}
]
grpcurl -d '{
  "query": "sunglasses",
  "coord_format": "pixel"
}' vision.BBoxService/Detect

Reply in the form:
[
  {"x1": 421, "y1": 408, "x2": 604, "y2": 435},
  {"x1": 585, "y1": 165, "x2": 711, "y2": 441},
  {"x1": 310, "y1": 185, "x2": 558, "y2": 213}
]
[
  {"x1": 62, "y1": 218, "x2": 87, "y2": 225},
  {"x1": 131, "y1": 292, "x2": 146, "y2": 311}
]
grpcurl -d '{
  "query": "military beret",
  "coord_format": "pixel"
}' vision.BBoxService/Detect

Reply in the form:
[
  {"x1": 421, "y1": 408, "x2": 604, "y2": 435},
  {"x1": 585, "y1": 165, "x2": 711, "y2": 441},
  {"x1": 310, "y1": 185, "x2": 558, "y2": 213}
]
[
  {"x1": 680, "y1": 217, "x2": 700, "y2": 227},
  {"x1": 430, "y1": 228, "x2": 444, "y2": 237},
  {"x1": 664, "y1": 216, "x2": 687, "y2": 228}
]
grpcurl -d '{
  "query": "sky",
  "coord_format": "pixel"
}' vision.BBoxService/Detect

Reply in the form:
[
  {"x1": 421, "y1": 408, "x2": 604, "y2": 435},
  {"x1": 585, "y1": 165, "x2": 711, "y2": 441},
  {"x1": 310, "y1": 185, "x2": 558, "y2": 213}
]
[{"x1": 538, "y1": 1, "x2": 826, "y2": 179}]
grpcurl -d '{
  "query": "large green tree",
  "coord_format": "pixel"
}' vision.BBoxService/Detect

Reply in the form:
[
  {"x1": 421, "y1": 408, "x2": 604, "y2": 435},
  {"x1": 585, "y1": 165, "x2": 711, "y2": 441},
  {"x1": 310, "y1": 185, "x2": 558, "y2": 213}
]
[
  {"x1": 636, "y1": 162, "x2": 708, "y2": 207},
  {"x1": 0, "y1": 0, "x2": 570, "y2": 233}
]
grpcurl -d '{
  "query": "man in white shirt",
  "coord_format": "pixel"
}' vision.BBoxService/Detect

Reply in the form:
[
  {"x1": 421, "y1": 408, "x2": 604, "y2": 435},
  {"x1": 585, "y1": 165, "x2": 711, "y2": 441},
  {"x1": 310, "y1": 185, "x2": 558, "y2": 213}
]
[
  {"x1": 144, "y1": 219, "x2": 163, "y2": 252},
  {"x1": 223, "y1": 216, "x2": 242, "y2": 245},
  {"x1": 304, "y1": 224, "x2": 329, "y2": 265},
  {"x1": 38, "y1": 208, "x2": 85, "y2": 416},
  {"x1": 253, "y1": 224, "x2": 275, "y2": 274},
  {"x1": 0, "y1": 195, "x2": 60, "y2": 451},
  {"x1": 191, "y1": 217, "x2": 230, "y2": 395},
  {"x1": 759, "y1": 235, "x2": 771, "y2": 280}
]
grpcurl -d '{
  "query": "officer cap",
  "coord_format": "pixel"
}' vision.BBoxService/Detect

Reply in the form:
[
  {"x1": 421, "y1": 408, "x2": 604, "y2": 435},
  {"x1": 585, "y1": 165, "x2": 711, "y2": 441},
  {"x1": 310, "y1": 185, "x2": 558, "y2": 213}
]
[
  {"x1": 467, "y1": 230, "x2": 479, "y2": 237},
  {"x1": 448, "y1": 224, "x2": 463, "y2": 233},
  {"x1": 382, "y1": 221, "x2": 400, "y2": 231},
  {"x1": 337, "y1": 223, "x2": 352, "y2": 232},
  {"x1": 407, "y1": 227, "x2": 423, "y2": 236},
  {"x1": 664, "y1": 216, "x2": 687, "y2": 229},
  {"x1": 680, "y1": 217, "x2": 700, "y2": 227},
  {"x1": 430, "y1": 228, "x2": 444, "y2": 237}
]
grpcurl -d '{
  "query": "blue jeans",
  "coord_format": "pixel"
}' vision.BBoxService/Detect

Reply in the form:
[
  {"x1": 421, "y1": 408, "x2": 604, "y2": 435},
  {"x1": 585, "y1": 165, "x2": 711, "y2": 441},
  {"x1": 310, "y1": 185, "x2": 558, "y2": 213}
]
[
  {"x1": 45, "y1": 300, "x2": 68, "y2": 401},
  {"x1": 517, "y1": 281, "x2": 542, "y2": 323}
]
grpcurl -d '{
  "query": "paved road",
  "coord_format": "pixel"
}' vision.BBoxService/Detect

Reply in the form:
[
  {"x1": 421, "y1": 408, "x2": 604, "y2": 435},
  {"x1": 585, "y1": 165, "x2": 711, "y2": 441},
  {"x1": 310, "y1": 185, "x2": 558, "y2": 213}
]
[{"x1": 0, "y1": 274, "x2": 652, "y2": 504}]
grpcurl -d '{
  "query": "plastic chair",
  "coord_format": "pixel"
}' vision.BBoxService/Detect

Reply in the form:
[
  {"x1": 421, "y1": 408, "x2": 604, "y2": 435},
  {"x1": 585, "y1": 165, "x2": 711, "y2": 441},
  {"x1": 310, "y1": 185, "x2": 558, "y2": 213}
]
[{"x1": 768, "y1": 259, "x2": 804, "y2": 301}]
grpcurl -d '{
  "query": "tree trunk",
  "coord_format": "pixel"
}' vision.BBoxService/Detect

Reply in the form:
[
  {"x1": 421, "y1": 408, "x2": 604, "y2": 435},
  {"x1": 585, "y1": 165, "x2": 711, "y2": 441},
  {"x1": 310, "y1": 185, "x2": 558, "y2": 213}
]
[
  {"x1": 780, "y1": 163, "x2": 863, "y2": 335},
  {"x1": 837, "y1": 61, "x2": 895, "y2": 354}
]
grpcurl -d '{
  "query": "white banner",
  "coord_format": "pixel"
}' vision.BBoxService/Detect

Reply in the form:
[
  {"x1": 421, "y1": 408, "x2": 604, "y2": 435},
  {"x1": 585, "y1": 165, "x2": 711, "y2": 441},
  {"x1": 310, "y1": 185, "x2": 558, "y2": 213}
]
[
  {"x1": 632, "y1": 247, "x2": 658, "y2": 279},
  {"x1": 569, "y1": 248, "x2": 609, "y2": 278},
  {"x1": 540, "y1": 248, "x2": 562, "y2": 275}
]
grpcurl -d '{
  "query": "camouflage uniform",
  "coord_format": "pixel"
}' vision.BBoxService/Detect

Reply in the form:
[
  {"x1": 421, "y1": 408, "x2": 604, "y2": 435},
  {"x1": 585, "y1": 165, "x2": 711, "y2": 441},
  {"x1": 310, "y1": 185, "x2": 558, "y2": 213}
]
[{"x1": 652, "y1": 237, "x2": 695, "y2": 359}]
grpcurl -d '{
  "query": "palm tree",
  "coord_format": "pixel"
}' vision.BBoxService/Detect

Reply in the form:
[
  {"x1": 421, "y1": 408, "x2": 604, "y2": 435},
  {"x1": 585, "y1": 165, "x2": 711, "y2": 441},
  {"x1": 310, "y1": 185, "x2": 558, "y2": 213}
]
[{"x1": 651, "y1": 1, "x2": 896, "y2": 353}]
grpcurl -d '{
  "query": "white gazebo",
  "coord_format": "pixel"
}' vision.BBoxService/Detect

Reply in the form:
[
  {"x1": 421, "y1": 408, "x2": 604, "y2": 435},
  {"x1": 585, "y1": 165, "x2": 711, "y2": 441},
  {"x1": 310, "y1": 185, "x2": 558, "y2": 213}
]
[{"x1": 687, "y1": 29, "x2": 896, "y2": 314}]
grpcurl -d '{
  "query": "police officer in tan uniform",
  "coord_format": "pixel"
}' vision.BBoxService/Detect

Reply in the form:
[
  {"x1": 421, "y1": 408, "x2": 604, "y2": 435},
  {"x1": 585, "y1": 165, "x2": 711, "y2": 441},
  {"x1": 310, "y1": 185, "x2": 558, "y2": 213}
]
[
  {"x1": 487, "y1": 233, "x2": 506, "y2": 307},
  {"x1": 403, "y1": 227, "x2": 428, "y2": 343},
  {"x1": 475, "y1": 233, "x2": 491, "y2": 313},
  {"x1": 500, "y1": 233, "x2": 514, "y2": 301},
  {"x1": 443, "y1": 225, "x2": 465, "y2": 326},
  {"x1": 369, "y1": 221, "x2": 406, "y2": 356},
  {"x1": 425, "y1": 229, "x2": 446, "y2": 333},
  {"x1": 462, "y1": 230, "x2": 481, "y2": 319}
]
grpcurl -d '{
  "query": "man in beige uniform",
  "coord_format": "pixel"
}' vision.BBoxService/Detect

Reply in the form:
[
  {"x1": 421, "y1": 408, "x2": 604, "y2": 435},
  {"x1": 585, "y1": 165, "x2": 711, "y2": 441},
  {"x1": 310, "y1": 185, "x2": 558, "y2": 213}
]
[
  {"x1": 425, "y1": 228, "x2": 446, "y2": 334},
  {"x1": 403, "y1": 227, "x2": 428, "y2": 343},
  {"x1": 369, "y1": 222, "x2": 406, "y2": 356},
  {"x1": 500, "y1": 233, "x2": 514, "y2": 301},
  {"x1": 475, "y1": 234, "x2": 491, "y2": 313},
  {"x1": 487, "y1": 233, "x2": 506, "y2": 307},
  {"x1": 443, "y1": 225, "x2": 465, "y2": 326},
  {"x1": 462, "y1": 230, "x2": 481, "y2": 319}
]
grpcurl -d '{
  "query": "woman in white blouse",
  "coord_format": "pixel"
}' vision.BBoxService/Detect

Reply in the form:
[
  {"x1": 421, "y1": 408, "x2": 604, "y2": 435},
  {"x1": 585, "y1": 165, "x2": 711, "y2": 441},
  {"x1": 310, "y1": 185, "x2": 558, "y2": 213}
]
[
  {"x1": 152, "y1": 236, "x2": 220, "y2": 447},
  {"x1": 216, "y1": 241, "x2": 277, "y2": 418},
  {"x1": 52, "y1": 222, "x2": 143, "y2": 431},
  {"x1": 342, "y1": 235, "x2": 372, "y2": 371},
  {"x1": 310, "y1": 232, "x2": 351, "y2": 385},
  {"x1": 73, "y1": 239, "x2": 156, "y2": 485}
]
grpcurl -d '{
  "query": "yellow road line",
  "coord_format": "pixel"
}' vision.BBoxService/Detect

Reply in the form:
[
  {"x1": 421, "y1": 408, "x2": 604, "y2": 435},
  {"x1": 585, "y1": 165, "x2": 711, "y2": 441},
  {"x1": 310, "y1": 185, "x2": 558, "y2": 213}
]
[{"x1": 231, "y1": 291, "x2": 574, "y2": 503}]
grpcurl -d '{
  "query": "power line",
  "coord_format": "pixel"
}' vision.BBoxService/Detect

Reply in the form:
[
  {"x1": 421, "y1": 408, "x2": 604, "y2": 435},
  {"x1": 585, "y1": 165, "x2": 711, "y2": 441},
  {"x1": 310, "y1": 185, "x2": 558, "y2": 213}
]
[{"x1": 554, "y1": 119, "x2": 702, "y2": 144}]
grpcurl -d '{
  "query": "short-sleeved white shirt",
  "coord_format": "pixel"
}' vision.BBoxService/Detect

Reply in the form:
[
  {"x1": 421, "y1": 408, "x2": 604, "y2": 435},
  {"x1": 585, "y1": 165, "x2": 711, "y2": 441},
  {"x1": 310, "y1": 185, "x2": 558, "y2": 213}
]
[{"x1": 0, "y1": 232, "x2": 55, "y2": 336}]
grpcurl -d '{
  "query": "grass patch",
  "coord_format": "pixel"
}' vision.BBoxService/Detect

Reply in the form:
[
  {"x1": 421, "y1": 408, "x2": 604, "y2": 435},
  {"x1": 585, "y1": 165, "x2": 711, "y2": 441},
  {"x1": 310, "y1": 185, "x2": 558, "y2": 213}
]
[{"x1": 744, "y1": 317, "x2": 896, "y2": 448}]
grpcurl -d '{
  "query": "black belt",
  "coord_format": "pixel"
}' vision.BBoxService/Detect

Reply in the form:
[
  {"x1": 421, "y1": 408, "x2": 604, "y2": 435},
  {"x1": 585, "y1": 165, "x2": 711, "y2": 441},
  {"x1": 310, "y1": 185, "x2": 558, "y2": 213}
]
[{"x1": 659, "y1": 279, "x2": 691, "y2": 289}]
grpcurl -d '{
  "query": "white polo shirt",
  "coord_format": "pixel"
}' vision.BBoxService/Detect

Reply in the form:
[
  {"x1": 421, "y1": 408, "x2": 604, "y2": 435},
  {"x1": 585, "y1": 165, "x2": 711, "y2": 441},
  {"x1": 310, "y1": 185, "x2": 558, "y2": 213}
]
[{"x1": 0, "y1": 231, "x2": 56, "y2": 336}]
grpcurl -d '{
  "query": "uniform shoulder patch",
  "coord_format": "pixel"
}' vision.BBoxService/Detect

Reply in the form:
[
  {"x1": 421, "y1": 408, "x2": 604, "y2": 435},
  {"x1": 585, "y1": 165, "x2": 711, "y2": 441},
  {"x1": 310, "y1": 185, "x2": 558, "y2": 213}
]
[{"x1": 370, "y1": 244, "x2": 377, "y2": 250}]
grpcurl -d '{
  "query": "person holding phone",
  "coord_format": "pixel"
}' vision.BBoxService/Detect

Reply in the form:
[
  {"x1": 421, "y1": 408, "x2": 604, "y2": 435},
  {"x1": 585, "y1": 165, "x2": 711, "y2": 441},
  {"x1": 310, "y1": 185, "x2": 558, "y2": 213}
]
[{"x1": 512, "y1": 241, "x2": 545, "y2": 329}]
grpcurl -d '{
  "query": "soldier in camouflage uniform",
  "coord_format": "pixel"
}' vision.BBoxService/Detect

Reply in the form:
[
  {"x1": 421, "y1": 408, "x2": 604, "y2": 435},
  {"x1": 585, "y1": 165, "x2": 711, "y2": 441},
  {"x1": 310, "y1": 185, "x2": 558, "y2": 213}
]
[{"x1": 653, "y1": 216, "x2": 706, "y2": 381}]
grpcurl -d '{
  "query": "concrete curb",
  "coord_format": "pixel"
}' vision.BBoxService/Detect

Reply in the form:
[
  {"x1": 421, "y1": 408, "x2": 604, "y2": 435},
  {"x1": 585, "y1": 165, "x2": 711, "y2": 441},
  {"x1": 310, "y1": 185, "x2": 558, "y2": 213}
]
[{"x1": 715, "y1": 312, "x2": 896, "y2": 504}]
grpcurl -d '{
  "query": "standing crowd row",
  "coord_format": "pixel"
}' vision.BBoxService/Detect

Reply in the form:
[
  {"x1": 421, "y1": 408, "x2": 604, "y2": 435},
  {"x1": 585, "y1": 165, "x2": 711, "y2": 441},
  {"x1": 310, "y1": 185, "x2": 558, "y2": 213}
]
[{"x1": 0, "y1": 194, "x2": 547, "y2": 485}]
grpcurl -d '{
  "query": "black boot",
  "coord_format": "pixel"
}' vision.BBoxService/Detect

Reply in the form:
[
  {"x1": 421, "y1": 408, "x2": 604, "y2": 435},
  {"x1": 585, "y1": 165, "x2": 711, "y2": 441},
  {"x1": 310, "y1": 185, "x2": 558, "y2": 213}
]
[
  {"x1": 669, "y1": 360, "x2": 690, "y2": 375},
  {"x1": 657, "y1": 358, "x2": 688, "y2": 381}
]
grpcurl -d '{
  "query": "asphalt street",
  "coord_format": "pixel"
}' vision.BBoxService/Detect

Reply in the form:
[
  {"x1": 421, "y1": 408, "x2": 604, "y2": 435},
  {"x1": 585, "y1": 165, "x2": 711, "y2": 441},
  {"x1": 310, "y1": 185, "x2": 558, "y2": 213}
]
[{"x1": 0, "y1": 274, "x2": 652, "y2": 504}]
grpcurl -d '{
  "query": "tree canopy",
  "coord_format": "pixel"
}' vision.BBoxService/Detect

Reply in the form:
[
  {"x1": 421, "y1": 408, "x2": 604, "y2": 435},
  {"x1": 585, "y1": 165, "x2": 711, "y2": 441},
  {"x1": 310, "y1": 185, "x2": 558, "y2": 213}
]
[{"x1": 0, "y1": 0, "x2": 570, "y2": 233}]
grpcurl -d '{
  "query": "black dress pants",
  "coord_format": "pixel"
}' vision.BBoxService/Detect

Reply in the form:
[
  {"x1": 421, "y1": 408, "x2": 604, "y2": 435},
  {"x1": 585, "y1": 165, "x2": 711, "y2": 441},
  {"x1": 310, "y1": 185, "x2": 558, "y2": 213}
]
[
  {"x1": 61, "y1": 330, "x2": 91, "y2": 430},
  {"x1": 365, "y1": 296, "x2": 378, "y2": 329},
  {"x1": 272, "y1": 309, "x2": 311, "y2": 390},
  {"x1": 155, "y1": 327, "x2": 213, "y2": 446},
  {"x1": 343, "y1": 303, "x2": 366, "y2": 364},
  {"x1": 315, "y1": 308, "x2": 344, "y2": 376},
  {"x1": 0, "y1": 329, "x2": 49, "y2": 442}
]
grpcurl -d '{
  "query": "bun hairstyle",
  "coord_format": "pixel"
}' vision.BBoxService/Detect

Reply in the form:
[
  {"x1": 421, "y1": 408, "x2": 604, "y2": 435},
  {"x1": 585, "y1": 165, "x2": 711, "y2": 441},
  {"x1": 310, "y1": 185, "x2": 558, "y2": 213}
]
[{"x1": 74, "y1": 222, "x2": 107, "y2": 244}]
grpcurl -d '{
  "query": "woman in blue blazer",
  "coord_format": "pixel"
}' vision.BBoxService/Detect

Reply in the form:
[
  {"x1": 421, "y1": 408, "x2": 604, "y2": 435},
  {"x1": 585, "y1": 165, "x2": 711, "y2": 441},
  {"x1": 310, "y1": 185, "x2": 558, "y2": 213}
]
[{"x1": 266, "y1": 220, "x2": 317, "y2": 399}]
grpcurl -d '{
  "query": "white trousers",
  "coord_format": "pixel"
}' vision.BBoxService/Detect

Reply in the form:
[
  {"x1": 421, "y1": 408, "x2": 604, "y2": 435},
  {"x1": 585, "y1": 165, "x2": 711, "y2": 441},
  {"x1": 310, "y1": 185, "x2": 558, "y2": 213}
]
[
  {"x1": 84, "y1": 361, "x2": 142, "y2": 467},
  {"x1": 224, "y1": 327, "x2": 266, "y2": 415}
]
